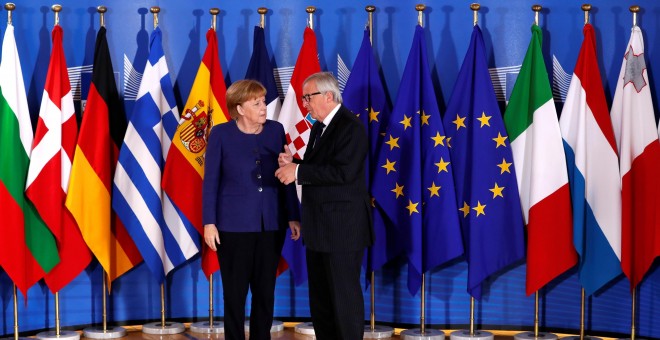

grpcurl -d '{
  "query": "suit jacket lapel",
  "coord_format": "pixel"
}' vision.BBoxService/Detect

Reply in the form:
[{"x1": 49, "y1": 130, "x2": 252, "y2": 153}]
[{"x1": 306, "y1": 108, "x2": 343, "y2": 159}]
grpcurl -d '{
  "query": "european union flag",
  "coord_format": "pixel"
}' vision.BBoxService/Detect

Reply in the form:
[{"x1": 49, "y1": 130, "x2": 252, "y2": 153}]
[
  {"x1": 372, "y1": 25, "x2": 463, "y2": 295},
  {"x1": 443, "y1": 25, "x2": 525, "y2": 299},
  {"x1": 343, "y1": 28, "x2": 403, "y2": 280}
]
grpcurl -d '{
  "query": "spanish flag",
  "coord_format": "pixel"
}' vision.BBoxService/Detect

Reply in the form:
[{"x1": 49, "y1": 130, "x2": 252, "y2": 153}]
[{"x1": 162, "y1": 28, "x2": 229, "y2": 278}]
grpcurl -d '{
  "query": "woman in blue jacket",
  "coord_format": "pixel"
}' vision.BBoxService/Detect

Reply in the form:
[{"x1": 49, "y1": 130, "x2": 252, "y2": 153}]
[{"x1": 202, "y1": 79, "x2": 300, "y2": 340}]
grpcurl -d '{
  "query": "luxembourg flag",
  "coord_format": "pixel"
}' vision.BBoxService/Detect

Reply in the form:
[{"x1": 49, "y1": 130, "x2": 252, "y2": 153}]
[
  {"x1": 611, "y1": 25, "x2": 660, "y2": 291},
  {"x1": 559, "y1": 23, "x2": 621, "y2": 296}
]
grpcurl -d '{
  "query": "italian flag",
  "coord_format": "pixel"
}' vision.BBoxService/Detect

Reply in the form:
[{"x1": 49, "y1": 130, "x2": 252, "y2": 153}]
[
  {"x1": 0, "y1": 25, "x2": 59, "y2": 297},
  {"x1": 504, "y1": 24, "x2": 577, "y2": 295}
]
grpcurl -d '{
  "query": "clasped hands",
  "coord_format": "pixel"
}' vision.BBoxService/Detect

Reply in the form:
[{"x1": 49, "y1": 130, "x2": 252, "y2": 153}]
[{"x1": 275, "y1": 146, "x2": 297, "y2": 185}]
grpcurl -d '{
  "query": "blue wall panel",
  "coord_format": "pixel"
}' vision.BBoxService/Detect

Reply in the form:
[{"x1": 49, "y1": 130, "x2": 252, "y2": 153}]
[{"x1": 1, "y1": 0, "x2": 660, "y2": 338}]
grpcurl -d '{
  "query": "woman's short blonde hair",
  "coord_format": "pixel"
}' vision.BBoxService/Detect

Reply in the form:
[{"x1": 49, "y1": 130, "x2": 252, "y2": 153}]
[{"x1": 226, "y1": 79, "x2": 267, "y2": 119}]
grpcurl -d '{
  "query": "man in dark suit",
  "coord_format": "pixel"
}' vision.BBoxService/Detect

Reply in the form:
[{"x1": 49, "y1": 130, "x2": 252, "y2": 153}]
[{"x1": 276, "y1": 72, "x2": 374, "y2": 340}]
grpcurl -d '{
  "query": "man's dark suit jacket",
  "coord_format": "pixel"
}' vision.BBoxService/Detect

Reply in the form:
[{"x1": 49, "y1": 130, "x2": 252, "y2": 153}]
[{"x1": 297, "y1": 105, "x2": 375, "y2": 252}]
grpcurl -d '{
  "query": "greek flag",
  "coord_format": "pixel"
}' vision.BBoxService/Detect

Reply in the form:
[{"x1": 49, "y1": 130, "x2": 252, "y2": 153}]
[{"x1": 112, "y1": 27, "x2": 200, "y2": 283}]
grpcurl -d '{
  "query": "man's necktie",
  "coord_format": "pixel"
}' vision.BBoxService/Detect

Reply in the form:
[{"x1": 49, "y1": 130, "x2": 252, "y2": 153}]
[{"x1": 311, "y1": 121, "x2": 325, "y2": 150}]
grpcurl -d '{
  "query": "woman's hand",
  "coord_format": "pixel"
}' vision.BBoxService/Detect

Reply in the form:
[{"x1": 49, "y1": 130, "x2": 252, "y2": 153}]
[
  {"x1": 204, "y1": 224, "x2": 220, "y2": 251},
  {"x1": 289, "y1": 221, "x2": 301, "y2": 241}
]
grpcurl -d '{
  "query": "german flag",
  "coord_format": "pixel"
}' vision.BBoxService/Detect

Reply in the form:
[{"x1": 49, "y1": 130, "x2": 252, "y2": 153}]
[{"x1": 66, "y1": 26, "x2": 142, "y2": 284}]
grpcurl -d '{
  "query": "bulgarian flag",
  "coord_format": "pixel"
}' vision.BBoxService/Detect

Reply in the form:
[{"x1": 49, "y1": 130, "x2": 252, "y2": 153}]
[
  {"x1": 162, "y1": 28, "x2": 229, "y2": 278},
  {"x1": 25, "y1": 25, "x2": 92, "y2": 293},
  {"x1": 0, "y1": 24, "x2": 59, "y2": 297},
  {"x1": 503, "y1": 24, "x2": 577, "y2": 295},
  {"x1": 611, "y1": 25, "x2": 660, "y2": 291}
]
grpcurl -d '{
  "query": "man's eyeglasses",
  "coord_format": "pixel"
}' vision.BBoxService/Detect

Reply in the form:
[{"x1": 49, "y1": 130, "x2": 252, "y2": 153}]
[{"x1": 301, "y1": 92, "x2": 321, "y2": 103}]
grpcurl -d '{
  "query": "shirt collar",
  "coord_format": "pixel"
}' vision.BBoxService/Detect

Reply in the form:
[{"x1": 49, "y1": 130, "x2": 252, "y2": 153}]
[{"x1": 322, "y1": 103, "x2": 341, "y2": 127}]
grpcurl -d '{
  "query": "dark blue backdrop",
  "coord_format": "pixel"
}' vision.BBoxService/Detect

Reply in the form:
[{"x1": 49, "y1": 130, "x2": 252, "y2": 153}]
[{"x1": 1, "y1": 0, "x2": 659, "y2": 338}]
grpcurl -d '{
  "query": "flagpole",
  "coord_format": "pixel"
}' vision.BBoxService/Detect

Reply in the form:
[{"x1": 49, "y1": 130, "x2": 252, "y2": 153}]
[
  {"x1": 293, "y1": 8, "x2": 317, "y2": 337},
  {"x1": 362, "y1": 4, "x2": 393, "y2": 338},
  {"x1": 443, "y1": 6, "x2": 490, "y2": 340},
  {"x1": 259, "y1": 7, "x2": 266, "y2": 28},
  {"x1": 80, "y1": 7, "x2": 128, "y2": 340},
  {"x1": 138, "y1": 10, "x2": 185, "y2": 334},
  {"x1": 35, "y1": 7, "x2": 79, "y2": 340},
  {"x1": 306, "y1": 6, "x2": 316, "y2": 30},
  {"x1": 3, "y1": 284, "x2": 29, "y2": 340},
  {"x1": 4, "y1": 7, "x2": 30, "y2": 340},
  {"x1": 399, "y1": 7, "x2": 443, "y2": 340}
]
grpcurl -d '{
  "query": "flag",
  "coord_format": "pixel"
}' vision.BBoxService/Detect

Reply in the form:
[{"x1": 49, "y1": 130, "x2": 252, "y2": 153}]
[
  {"x1": 0, "y1": 24, "x2": 59, "y2": 297},
  {"x1": 503, "y1": 24, "x2": 577, "y2": 295},
  {"x1": 25, "y1": 25, "x2": 92, "y2": 293},
  {"x1": 162, "y1": 28, "x2": 228, "y2": 279},
  {"x1": 559, "y1": 24, "x2": 622, "y2": 295},
  {"x1": 611, "y1": 25, "x2": 660, "y2": 291},
  {"x1": 246, "y1": 26, "x2": 281, "y2": 120},
  {"x1": 444, "y1": 25, "x2": 525, "y2": 299},
  {"x1": 372, "y1": 25, "x2": 463, "y2": 295},
  {"x1": 245, "y1": 25, "x2": 291, "y2": 276},
  {"x1": 66, "y1": 26, "x2": 142, "y2": 283},
  {"x1": 277, "y1": 26, "x2": 321, "y2": 285},
  {"x1": 278, "y1": 27, "x2": 321, "y2": 160},
  {"x1": 343, "y1": 28, "x2": 403, "y2": 278},
  {"x1": 112, "y1": 27, "x2": 200, "y2": 283}
]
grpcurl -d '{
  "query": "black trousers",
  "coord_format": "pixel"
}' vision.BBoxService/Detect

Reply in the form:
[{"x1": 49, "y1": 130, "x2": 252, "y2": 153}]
[
  {"x1": 306, "y1": 248, "x2": 365, "y2": 340},
  {"x1": 217, "y1": 230, "x2": 285, "y2": 340}
]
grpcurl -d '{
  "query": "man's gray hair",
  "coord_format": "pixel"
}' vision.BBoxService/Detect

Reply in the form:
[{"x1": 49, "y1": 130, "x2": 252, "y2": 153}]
[{"x1": 303, "y1": 72, "x2": 343, "y2": 104}]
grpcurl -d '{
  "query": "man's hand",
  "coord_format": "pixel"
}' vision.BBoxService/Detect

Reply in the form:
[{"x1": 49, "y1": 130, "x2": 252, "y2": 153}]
[
  {"x1": 289, "y1": 221, "x2": 301, "y2": 241},
  {"x1": 203, "y1": 224, "x2": 220, "y2": 251},
  {"x1": 275, "y1": 163, "x2": 297, "y2": 185},
  {"x1": 278, "y1": 146, "x2": 293, "y2": 167}
]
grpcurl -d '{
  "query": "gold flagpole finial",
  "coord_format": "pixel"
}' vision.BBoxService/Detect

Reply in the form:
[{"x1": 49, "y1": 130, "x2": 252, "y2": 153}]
[
  {"x1": 630, "y1": 5, "x2": 640, "y2": 27},
  {"x1": 150, "y1": 6, "x2": 160, "y2": 29},
  {"x1": 306, "y1": 6, "x2": 316, "y2": 30},
  {"x1": 258, "y1": 7, "x2": 267, "y2": 29},
  {"x1": 52, "y1": 4, "x2": 62, "y2": 26},
  {"x1": 532, "y1": 4, "x2": 542, "y2": 26},
  {"x1": 97, "y1": 6, "x2": 107, "y2": 27},
  {"x1": 5, "y1": 3, "x2": 15, "y2": 25},
  {"x1": 416, "y1": 4, "x2": 425, "y2": 27},
  {"x1": 581, "y1": 4, "x2": 591, "y2": 25},
  {"x1": 366, "y1": 5, "x2": 375, "y2": 44},
  {"x1": 210, "y1": 8, "x2": 219, "y2": 31},
  {"x1": 471, "y1": 3, "x2": 480, "y2": 26}
]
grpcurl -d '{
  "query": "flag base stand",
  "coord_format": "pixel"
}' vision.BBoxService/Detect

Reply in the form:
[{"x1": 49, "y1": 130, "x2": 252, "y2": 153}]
[
  {"x1": 514, "y1": 332, "x2": 558, "y2": 340},
  {"x1": 450, "y1": 329, "x2": 493, "y2": 340},
  {"x1": 364, "y1": 325, "x2": 394, "y2": 338},
  {"x1": 36, "y1": 330, "x2": 79, "y2": 340},
  {"x1": 401, "y1": 328, "x2": 445, "y2": 339},
  {"x1": 142, "y1": 322, "x2": 185, "y2": 335},
  {"x1": 190, "y1": 321, "x2": 224, "y2": 334},
  {"x1": 294, "y1": 322, "x2": 315, "y2": 335},
  {"x1": 83, "y1": 326, "x2": 127, "y2": 339},
  {"x1": 244, "y1": 320, "x2": 284, "y2": 333}
]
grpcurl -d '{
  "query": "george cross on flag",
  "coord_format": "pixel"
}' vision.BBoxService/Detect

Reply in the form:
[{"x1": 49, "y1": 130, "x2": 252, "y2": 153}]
[{"x1": 610, "y1": 25, "x2": 660, "y2": 291}]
